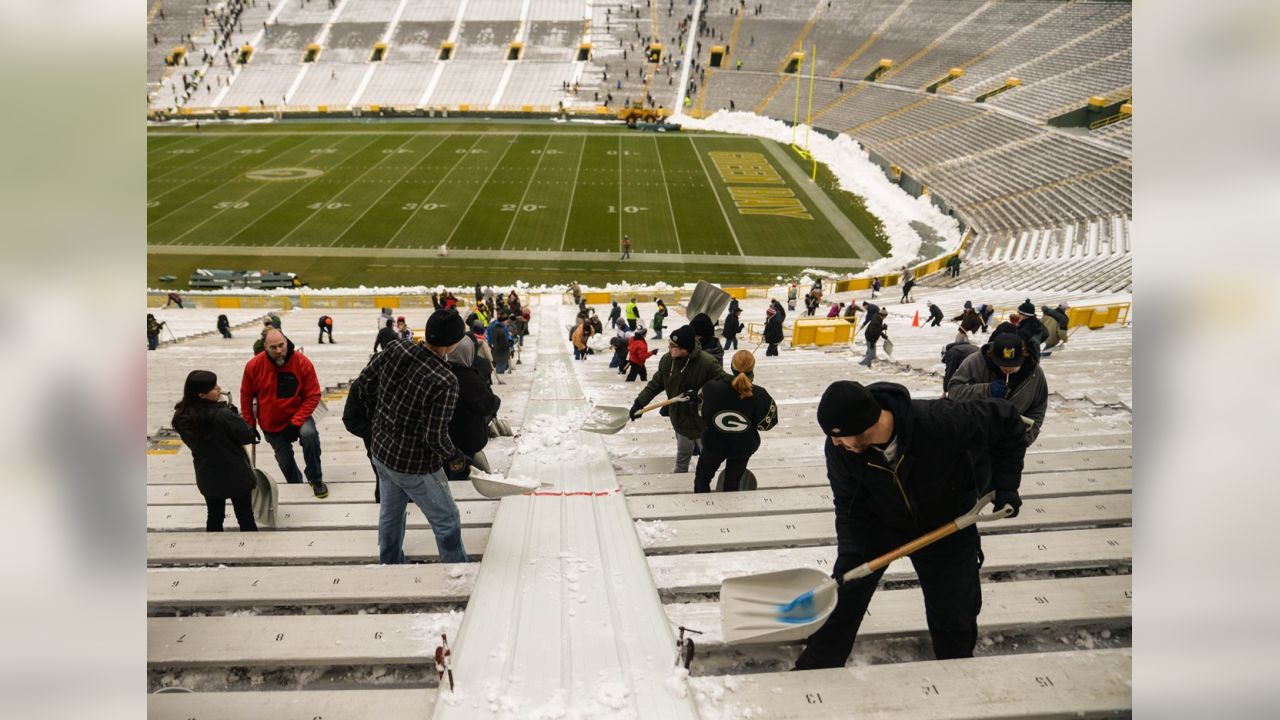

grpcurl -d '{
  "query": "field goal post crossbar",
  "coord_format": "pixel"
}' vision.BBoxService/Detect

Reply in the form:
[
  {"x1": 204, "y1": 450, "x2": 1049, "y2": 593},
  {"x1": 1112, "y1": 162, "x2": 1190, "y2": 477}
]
[{"x1": 790, "y1": 44, "x2": 818, "y2": 180}]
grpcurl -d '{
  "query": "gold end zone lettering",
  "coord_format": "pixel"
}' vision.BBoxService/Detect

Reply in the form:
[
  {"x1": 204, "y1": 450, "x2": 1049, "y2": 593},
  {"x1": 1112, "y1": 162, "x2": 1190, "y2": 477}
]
[
  {"x1": 709, "y1": 151, "x2": 784, "y2": 184},
  {"x1": 728, "y1": 186, "x2": 813, "y2": 220}
]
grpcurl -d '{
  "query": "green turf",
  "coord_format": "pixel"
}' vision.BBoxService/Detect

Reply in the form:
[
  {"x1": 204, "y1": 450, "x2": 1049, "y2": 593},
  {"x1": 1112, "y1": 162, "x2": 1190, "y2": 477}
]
[{"x1": 148, "y1": 122, "x2": 887, "y2": 287}]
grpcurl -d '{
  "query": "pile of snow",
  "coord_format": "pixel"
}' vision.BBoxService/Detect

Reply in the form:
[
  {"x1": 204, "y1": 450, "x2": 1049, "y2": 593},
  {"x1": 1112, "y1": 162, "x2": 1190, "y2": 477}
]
[
  {"x1": 470, "y1": 469, "x2": 541, "y2": 490},
  {"x1": 634, "y1": 520, "x2": 677, "y2": 548},
  {"x1": 672, "y1": 110, "x2": 963, "y2": 275},
  {"x1": 515, "y1": 410, "x2": 598, "y2": 465}
]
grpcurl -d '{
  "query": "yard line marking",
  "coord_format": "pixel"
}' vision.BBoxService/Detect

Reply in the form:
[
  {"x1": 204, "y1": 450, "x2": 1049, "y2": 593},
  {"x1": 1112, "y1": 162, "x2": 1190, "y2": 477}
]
[
  {"x1": 383, "y1": 135, "x2": 484, "y2": 248},
  {"x1": 651, "y1": 135, "x2": 682, "y2": 254},
  {"x1": 444, "y1": 137, "x2": 521, "y2": 247},
  {"x1": 688, "y1": 136, "x2": 745, "y2": 256},
  {"x1": 147, "y1": 135, "x2": 236, "y2": 179},
  {"x1": 148, "y1": 136, "x2": 284, "y2": 201},
  {"x1": 170, "y1": 136, "x2": 373, "y2": 246},
  {"x1": 616, "y1": 135, "x2": 624, "y2": 245},
  {"x1": 499, "y1": 135, "x2": 553, "y2": 251},
  {"x1": 147, "y1": 135, "x2": 323, "y2": 230},
  {"x1": 558, "y1": 135, "x2": 587, "y2": 252},
  {"x1": 327, "y1": 135, "x2": 447, "y2": 247},
  {"x1": 271, "y1": 134, "x2": 420, "y2": 246}
]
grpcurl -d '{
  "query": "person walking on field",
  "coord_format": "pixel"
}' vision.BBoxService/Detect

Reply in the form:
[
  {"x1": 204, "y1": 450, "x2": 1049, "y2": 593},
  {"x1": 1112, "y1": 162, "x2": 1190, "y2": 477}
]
[
  {"x1": 240, "y1": 329, "x2": 329, "y2": 498},
  {"x1": 172, "y1": 370, "x2": 258, "y2": 532},
  {"x1": 317, "y1": 315, "x2": 334, "y2": 344},
  {"x1": 620, "y1": 234, "x2": 632, "y2": 260},
  {"x1": 626, "y1": 328, "x2": 657, "y2": 382},
  {"x1": 693, "y1": 350, "x2": 778, "y2": 493},
  {"x1": 794, "y1": 380, "x2": 1027, "y2": 670},
  {"x1": 355, "y1": 310, "x2": 472, "y2": 564},
  {"x1": 628, "y1": 325, "x2": 731, "y2": 473}
]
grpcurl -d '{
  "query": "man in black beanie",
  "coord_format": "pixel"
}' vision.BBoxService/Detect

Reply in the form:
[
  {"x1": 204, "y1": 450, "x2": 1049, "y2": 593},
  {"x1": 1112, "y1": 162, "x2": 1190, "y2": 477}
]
[
  {"x1": 353, "y1": 309, "x2": 470, "y2": 565},
  {"x1": 1014, "y1": 299, "x2": 1048, "y2": 362},
  {"x1": 690, "y1": 312, "x2": 724, "y2": 366},
  {"x1": 629, "y1": 325, "x2": 731, "y2": 473},
  {"x1": 794, "y1": 380, "x2": 1027, "y2": 670}
]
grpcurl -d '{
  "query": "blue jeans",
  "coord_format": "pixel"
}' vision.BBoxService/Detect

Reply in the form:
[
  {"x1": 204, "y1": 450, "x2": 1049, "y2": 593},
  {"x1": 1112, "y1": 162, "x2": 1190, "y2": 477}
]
[
  {"x1": 372, "y1": 457, "x2": 469, "y2": 564},
  {"x1": 263, "y1": 417, "x2": 323, "y2": 485},
  {"x1": 148, "y1": 335, "x2": 159, "y2": 350},
  {"x1": 860, "y1": 340, "x2": 878, "y2": 367}
]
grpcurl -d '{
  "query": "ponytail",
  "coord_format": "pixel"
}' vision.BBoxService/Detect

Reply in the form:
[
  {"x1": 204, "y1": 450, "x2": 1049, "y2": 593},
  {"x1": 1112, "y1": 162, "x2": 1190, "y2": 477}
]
[{"x1": 730, "y1": 350, "x2": 755, "y2": 399}]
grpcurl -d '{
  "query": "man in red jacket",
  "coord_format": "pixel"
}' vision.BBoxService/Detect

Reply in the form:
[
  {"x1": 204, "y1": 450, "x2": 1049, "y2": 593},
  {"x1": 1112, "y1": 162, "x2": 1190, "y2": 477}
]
[{"x1": 240, "y1": 329, "x2": 328, "y2": 498}]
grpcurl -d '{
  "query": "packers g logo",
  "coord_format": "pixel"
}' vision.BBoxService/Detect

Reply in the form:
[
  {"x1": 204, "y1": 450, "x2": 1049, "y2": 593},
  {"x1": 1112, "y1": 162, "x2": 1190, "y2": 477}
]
[{"x1": 714, "y1": 411, "x2": 750, "y2": 432}]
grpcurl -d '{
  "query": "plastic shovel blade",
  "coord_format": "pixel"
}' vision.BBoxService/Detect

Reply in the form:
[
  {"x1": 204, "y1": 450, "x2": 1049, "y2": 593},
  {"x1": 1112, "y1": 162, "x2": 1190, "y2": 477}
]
[
  {"x1": 579, "y1": 405, "x2": 631, "y2": 435},
  {"x1": 469, "y1": 471, "x2": 543, "y2": 499},
  {"x1": 720, "y1": 567, "x2": 839, "y2": 645}
]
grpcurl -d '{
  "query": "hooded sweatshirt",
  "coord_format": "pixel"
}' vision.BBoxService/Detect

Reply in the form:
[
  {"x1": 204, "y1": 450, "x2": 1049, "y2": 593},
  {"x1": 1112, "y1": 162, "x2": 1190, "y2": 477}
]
[{"x1": 947, "y1": 342, "x2": 1049, "y2": 445}]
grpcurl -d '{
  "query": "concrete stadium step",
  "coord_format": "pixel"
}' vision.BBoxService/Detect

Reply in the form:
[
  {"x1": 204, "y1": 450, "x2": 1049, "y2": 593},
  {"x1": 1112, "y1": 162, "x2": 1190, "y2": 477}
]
[
  {"x1": 149, "y1": 611, "x2": 463, "y2": 668},
  {"x1": 147, "y1": 478, "x2": 493, "y2": 504},
  {"x1": 148, "y1": 650, "x2": 1131, "y2": 719},
  {"x1": 695, "y1": 648, "x2": 1131, "y2": 718},
  {"x1": 148, "y1": 527, "x2": 1131, "y2": 610},
  {"x1": 146, "y1": 493, "x2": 1130, "y2": 566},
  {"x1": 149, "y1": 689, "x2": 437, "y2": 720},
  {"x1": 147, "y1": 576, "x2": 1128, "y2": 670},
  {"x1": 649, "y1": 526, "x2": 1132, "y2": 596},
  {"x1": 619, "y1": 461, "x2": 1131, "y2": 497},
  {"x1": 605, "y1": 430, "x2": 1131, "y2": 458},
  {"x1": 666, "y1": 574, "x2": 1131, "y2": 650},
  {"x1": 615, "y1": 446, "x2": 1133, "y2": 476},
  {"x1": 640, "y1": 493, "x2": 1131, "y2": 555},
  {"x1": 147, "y1": 467, "x2": 1131, "y2": 531}
]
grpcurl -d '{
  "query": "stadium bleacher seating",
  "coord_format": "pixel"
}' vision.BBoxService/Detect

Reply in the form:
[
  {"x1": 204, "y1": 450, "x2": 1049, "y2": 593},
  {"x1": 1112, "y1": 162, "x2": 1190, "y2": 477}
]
[{"x1": 146, "y1": 289, "x2": 1131, "y2": 715}]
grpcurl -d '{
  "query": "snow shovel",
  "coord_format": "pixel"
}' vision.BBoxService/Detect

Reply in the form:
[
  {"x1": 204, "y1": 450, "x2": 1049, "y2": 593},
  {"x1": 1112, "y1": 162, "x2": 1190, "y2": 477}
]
[
  {"x1": 719, "y1": 491, "x2": 1012, "y2": 646},
  {"x1": 245, "y1": 443, "x2": 279, "y2": 528},
  {"x1": 580, "y1": 395, "x2": 689, "y2": 435},
  {"x1": 470, "y1": 470, "x2": 547, "y2": 499}
]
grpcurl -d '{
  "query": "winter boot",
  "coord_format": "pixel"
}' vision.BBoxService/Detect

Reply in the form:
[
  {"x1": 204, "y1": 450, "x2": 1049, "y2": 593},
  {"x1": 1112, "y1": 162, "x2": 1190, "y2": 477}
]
[{"x1": 310, "y1": 479, "x2": 329, "y2": 499}]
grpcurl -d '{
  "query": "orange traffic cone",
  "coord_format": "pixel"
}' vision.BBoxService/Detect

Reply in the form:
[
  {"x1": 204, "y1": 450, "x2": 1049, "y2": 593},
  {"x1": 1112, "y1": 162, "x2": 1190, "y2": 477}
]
[{"x1": 912, "y1": 310, "x2": 920, "y2": 327}]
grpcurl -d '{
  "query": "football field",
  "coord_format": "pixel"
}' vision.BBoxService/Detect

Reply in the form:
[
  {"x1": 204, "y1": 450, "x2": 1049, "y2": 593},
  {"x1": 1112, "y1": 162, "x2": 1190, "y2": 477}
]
[{"x1": 147, "y1": 123, "x2": 888, "y2": 286}]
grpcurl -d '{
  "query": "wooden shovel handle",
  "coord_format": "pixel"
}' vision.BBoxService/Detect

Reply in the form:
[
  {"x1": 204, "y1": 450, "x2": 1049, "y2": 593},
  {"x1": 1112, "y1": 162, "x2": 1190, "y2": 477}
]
[
  {"x1": 638, "y1": 395, "x2": 688, "y2": 415},
  {"x1": 865, "y1": 521, "x2": 960, "y2": 574}
]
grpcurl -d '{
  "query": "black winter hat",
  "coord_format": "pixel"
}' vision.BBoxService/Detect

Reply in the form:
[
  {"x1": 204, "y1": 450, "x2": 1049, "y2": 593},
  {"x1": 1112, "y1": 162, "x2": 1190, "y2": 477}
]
[
  {"x1": 1018, "y1": 299, "x2": 1036, "y2": 316},
  {"x1": 690, "y1": 313, "x2": 715, "y2": 336},
  {"x1": 669, "y1": 325, "x2": 696, "y2": 351},
  {"x1": 817, "y1": 381, "x2": 882, "y2": 437},
  {"x1": 990, "y1": 333, "x2": 1026, "y2": 368},
  {"x1": 426, "y1": 310, "x2": 466, "y2": 346}
]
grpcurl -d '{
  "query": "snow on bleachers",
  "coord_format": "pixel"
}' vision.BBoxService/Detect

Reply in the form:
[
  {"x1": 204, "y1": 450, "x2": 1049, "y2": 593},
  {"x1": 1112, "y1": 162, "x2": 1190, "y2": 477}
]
[{"x1": 146, "y1": 295, "x2": 1130, "y2": 715}]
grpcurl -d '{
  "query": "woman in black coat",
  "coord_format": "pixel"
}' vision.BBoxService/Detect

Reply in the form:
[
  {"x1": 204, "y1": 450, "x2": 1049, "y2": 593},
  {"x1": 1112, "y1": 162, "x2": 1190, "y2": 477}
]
[
  {"x1": 763, "y1": 300, "x2": 785, "y2": 356},
  {"x1": 172, "y1": 370, "x2": 258, "y2": 532},
  {"x1": 694, "y1": 350, "x2": 779, "y2": 492}
]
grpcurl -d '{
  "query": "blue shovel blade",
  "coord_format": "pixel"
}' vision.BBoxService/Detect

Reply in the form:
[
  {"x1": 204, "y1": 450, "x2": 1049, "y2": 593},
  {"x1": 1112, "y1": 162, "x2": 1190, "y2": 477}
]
[{"x1": 776, "y1": 590, "x2": 820, "y2": 624}]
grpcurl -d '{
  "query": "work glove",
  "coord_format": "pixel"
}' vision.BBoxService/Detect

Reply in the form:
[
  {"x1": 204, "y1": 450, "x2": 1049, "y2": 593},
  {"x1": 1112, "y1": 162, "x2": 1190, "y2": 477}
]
[
  {"x1": 628, "y1": 402, "x2": 644, "y2": 421},
  {"x1": 989, "y1": 380, "x2": 1009, "y2": 399},
  {"x1": 679, "y1": 389, "x2": 697, "y2": 402},
  {"x1": 280, "y1": 423, "x2": 301, "y2": 443},
  {"x1": 446, "y1": 454, "x2": 468, "y2": 473},
  {"x1": 659, "y1": 405, "x2": 671, "y2": 417},
  {"x1": 992, "y1": 489, "x2": 1022, "y2": 518}
]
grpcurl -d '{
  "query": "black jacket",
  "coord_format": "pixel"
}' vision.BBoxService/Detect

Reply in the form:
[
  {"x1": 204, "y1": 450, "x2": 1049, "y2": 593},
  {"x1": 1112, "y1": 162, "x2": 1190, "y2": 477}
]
[
  {"x1": 928, "y1": 304, "x2": 944, "y2": 322},
  {"x1": 698, "y1": 334, "x2": 725, "y2": 366},
  {"x1": 1042, "y1": 306, "x2": 1069, "y2": 330},
  {"x1": 722, "y1": 314, "x2": 742, "y2": 339},
  {"x1": 941, "y1": 341, "x2": 979, "y2": 393},
  {"x1": 447, "y1": 361, "x2": 500, "y2": 455},
  {"x1": 864, "y1": 313, "x2": 887, "y2": 343},
  {"x1": 1017, "y1": 315, "x2": 1049, "y2": 361},
  {"x1": 374, "y1": 326, "x2": 399, "y2": 352},
  {"x1": 698, "y1": 375, "x2": 778, "y2": 457},
  {"x1": 825, "y1": 383, "x2": 1026, "y2": 560},
  {"x1": 173, "y1": 402, "x2": 257, "y2": 500}
]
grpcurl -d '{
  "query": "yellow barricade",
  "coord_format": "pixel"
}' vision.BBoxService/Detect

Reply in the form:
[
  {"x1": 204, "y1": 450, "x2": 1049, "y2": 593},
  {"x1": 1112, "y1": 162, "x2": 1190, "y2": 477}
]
[
  {"x1": 583, "y1": 292, "x2": 612, "y2": 305},
  {"x1": 792, "y1": 317, "x2": 855, "y2": 347}
]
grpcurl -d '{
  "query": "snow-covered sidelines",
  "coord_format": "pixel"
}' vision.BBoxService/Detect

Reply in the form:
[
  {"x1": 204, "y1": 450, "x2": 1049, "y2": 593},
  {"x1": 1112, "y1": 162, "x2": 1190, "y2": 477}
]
[{"x1": 672, "y1": 110, "x2": 963, "y2": 275}]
